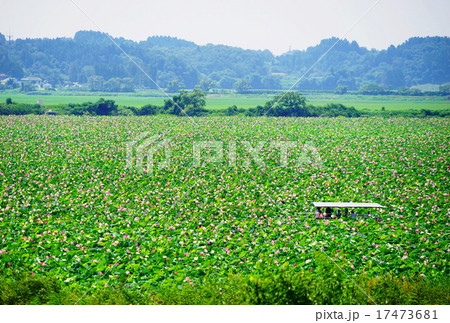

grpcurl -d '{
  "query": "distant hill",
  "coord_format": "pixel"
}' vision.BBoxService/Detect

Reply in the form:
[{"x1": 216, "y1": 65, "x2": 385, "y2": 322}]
[{"x1": 0, "y1": 30, "x2": 449, "y2": 91}]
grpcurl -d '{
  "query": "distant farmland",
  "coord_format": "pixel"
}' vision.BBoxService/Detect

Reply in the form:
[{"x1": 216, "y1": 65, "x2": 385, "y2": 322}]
[{"x1": 0, "y1": 91, "x2": 448, "y2": 112}]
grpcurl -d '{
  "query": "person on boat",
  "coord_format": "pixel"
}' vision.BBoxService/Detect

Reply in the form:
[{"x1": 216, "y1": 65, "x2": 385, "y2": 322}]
[
  {"x1": 315, "y1": 207, "x2": 324, "y2": 219},
  {"x1": 336, "y1": 209, "x2": 342, "y2": 219},
  {"x1": 344, "y1": 208, "x2": 349, "y2": 218},
  {"x1": 325, "y1": 207, "x2": 332, "y2": 219}
]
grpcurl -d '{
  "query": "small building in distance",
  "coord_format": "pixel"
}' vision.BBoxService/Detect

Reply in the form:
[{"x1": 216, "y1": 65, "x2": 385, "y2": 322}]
[
  {"x1": 21, "y1": 76, "x2": 43, "y2": 88},
  {"x1": 0, "y1": 77, "x2": 17, "y2": 85}
]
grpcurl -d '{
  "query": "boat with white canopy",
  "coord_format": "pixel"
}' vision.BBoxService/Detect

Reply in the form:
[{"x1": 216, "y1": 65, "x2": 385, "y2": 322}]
[{"x1": 311, "y1": 202, "x2": 386, "y2": 219}]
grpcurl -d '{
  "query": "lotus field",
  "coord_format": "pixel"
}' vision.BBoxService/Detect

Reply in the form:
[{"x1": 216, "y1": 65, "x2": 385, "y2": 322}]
[{"x1": 0, "y1": 116, "x2": 448, "y2": 297}]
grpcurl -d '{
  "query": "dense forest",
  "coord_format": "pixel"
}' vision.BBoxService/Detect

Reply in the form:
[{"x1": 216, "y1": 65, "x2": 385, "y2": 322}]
[{"x1": 0, "y1": 31, "x2": 449, "y2": 91}]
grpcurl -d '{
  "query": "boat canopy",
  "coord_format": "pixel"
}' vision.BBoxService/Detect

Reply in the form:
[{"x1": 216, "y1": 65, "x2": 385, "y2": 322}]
[{"x1": 311, "y1": 202, "x2": 386, "y2": 208}]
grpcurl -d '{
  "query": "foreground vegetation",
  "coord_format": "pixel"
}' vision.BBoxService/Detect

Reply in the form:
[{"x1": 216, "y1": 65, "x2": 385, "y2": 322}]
[
  {"x1": 1, "y1": 263, "x2": 448, "y2": 305},
  {"x1": 0, "y1": 116, "x2": 448, "y2": 304}
]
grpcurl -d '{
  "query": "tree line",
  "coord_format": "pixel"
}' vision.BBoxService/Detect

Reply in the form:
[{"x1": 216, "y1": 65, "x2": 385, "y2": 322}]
[
  {"x1": 1, "y1": 91, "x2": 449, "y2": 118},
  {"x1": 0, "y1": 31, "x2": 449, "y2": 92}
]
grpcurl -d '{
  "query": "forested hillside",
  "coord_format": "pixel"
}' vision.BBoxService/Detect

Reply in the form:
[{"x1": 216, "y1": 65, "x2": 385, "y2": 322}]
[{"x1": 0, "y1": 31, "x2": 449, "y2": 91}]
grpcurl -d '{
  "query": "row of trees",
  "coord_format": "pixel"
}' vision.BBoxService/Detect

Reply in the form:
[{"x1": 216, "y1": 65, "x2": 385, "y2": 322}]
[
  {"x1": 167, "y1": 81, "x2": 450, "y2": 96},
  {"x1": 2, "y1": 91, "x2": 449, "y2": 117},
  {"x1": 0, "y1": 98, "x2": 117, "y2": 116},
  {"x1": 341, "y1": 83, "x2": 450, "y2": 96},
  {"x1": 83, "y1": 75, "x2": 277, "y2": 93},
  {"x1": 87, "y1": 76, "x2": 134, "y2": 92},
  {"x1": 246, "y1": 92, "x2": 360, "y2": 117},
  {"x1": 0, "y1": 91, "x2": 357, "y2": 117}
]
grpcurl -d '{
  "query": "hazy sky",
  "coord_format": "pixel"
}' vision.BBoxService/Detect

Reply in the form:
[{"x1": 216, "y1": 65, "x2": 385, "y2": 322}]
[{"x1": 1, "y1": 0, "x2": 449, "y2": 55}]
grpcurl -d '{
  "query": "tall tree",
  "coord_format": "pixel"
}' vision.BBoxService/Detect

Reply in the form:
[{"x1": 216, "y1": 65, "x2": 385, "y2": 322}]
[
  {"x1": 234, "y1": 79, "x2": 251, "y2": 94},
  {"x1": 164, "y1": 89, "x2": 207, "y2": 116},
  {"x1": 263, "y1": 92, "x2": 308, "y2": 117}
]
